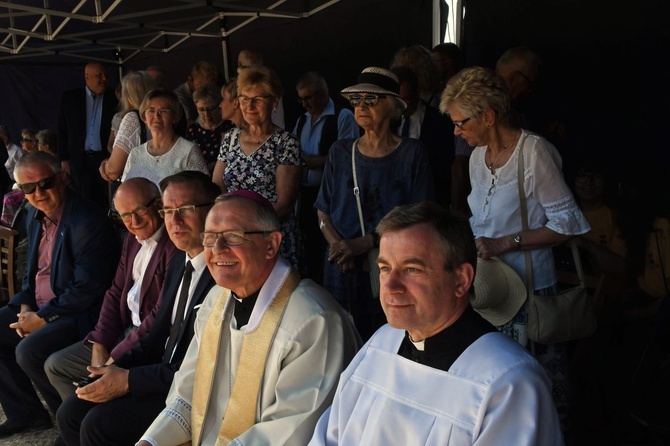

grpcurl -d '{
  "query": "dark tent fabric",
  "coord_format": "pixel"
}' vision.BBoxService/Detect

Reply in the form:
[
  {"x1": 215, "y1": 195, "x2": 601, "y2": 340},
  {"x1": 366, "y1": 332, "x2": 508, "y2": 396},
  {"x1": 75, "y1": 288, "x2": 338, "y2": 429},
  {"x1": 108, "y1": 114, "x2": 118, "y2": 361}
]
[{"x1": 0, "y1": 0, "x2": 664, "y2": 183}]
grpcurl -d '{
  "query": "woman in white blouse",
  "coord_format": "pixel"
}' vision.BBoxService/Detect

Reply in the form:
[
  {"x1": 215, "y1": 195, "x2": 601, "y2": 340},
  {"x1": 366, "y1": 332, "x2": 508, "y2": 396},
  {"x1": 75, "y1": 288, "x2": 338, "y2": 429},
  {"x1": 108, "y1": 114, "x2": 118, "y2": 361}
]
[
  {"x1": 121, "y1": 89, "x2": 208, "y2": 185},
  {"x1": 99, "y1": 70, "x2": 157, "y2": 182},
  {"x1": 441, "y1": 66, "x2": 590, "y2": 434}
]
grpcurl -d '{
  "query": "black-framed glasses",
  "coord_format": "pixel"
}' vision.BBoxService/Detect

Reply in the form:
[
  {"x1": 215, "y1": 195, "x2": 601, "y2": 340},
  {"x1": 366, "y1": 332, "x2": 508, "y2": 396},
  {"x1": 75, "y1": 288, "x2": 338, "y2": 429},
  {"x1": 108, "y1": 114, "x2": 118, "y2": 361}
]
[
  {"x1": 200, "y1": 230, "x2": 270, "y2": 248},
  {"x1": 452, "y1": 117, "x2": 471, "y2": 129},
  {"x1": 158, "y1": 202, "x2": 213, "y2": 218},
  {"x1": 297, "y1": 91, "x2": 320, "y2": 104},
  {"x1": 115, "y1": 197, "x2": 158, "y2": 223},
  {"x1": 20, "y1": 138, "x2": 35, "y2": 143},
  {"x1": 17, "y1": 174, "x2": 59, "y2": 194},
  {"x1": 347, "y1": 94, "x2": 384, "y2": 108},
  {"x1": 238, "y1": 95, "x2": 272, "y2": 107},
  {"x1": 196, "y1": 104, "x2": 220, "y2": 113}
]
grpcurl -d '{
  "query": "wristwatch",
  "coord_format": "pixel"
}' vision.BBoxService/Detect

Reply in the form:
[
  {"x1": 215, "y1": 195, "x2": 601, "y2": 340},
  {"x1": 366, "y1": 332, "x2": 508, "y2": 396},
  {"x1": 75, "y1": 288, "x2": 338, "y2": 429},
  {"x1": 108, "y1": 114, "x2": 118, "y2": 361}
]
[{"x1": 513, "y1": 233, "x2": 522, "y2": 250}]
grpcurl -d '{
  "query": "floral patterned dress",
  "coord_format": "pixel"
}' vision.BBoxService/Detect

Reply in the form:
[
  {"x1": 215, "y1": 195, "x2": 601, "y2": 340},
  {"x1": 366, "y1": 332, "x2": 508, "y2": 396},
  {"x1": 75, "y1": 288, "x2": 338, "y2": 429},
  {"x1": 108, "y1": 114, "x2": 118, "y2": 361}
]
[
  {"x1": 218, "y1": 128, "x2": 304, "y2": 269},
  {"x1": 186, "y1": 121, "x2": 234, "y2": 168}
]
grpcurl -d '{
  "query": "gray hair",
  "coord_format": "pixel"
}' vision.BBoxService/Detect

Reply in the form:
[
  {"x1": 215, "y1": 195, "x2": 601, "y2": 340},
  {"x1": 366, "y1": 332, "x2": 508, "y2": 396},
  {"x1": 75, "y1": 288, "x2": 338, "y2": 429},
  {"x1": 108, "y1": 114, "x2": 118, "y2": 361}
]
[
  {"x1": 215, "y1": 194, "x2": 280, "y2": 232},
  {"x1": 295, "y1": 71, "x2": 328, "y2": 94},
  {"x1": 15, "y1": 151, "x2": 62, "y2": 176}
]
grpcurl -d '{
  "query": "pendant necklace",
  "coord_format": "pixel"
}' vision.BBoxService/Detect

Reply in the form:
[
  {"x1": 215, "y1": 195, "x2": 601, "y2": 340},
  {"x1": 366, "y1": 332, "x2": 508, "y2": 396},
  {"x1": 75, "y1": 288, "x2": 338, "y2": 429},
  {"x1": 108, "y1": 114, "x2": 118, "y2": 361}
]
[{"x1": 148, "y1": 142, "x2": 162, "y2": 162}]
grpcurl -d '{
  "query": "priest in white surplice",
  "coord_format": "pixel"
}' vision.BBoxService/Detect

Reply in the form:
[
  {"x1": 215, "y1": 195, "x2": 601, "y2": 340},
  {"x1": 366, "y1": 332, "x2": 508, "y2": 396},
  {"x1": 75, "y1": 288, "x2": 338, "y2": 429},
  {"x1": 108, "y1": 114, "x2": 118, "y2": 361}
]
[
  {"x1": 138, "y1": 190, "x2": 361, "y2": 446},
  {"x1": 309, "y1": 202, "x2": 564, "y2": 446}
]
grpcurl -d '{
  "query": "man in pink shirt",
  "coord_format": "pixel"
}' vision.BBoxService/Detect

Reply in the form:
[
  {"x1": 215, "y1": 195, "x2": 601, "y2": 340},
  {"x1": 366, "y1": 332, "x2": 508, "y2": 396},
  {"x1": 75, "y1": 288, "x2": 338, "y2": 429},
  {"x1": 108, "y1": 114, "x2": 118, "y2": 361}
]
[{"x1": 0, "y1": 151, "x2": 119, "y2": 437}]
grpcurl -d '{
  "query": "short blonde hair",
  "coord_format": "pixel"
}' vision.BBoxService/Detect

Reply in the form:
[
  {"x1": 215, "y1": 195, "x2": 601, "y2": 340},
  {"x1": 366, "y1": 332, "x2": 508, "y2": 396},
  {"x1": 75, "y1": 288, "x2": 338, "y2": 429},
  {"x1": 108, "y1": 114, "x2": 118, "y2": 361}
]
[
  {"x1": 139, "y1": 89, "x2": 182, "y2": 122},
  {"x1": 440, "y1": 66, "x2": 510, "y2": 125},
  {"x1": 237, "y1": 66, "x2": 283, "y2": 98}
]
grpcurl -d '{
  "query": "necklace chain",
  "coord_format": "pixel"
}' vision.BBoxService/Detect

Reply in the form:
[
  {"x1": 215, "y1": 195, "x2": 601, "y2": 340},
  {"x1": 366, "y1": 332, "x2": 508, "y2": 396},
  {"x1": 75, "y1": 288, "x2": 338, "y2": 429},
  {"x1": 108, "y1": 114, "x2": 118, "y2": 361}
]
[{"x1": 486, "y1": 139, "x2": 516, "y2": 171}]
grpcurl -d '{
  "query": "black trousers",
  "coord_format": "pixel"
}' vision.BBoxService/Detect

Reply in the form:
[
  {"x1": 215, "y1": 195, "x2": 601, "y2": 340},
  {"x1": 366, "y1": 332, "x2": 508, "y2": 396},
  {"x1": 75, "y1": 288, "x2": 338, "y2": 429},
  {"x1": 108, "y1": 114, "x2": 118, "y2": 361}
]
[
  {"x1": 0, "y1": 305, "x2": 79, "y2": 421},
  {"x1": 57, "y1": 393, "x2": 166, "y2": 446},
  {"x1": 73, "y1": 152, "x2": 110, "y2": 210}
]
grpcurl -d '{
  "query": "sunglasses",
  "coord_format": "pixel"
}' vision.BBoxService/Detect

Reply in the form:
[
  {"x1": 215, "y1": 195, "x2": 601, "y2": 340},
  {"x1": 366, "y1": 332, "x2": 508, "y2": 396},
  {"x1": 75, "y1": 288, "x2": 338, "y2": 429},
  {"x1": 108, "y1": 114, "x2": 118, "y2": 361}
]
[
  {"x1": 348, "y1": 94, "x2": 384, "y2": 107},
  {"x1": 21, "y1": 138, "x2": 35, "y2": 143},
  {"x1": 17, "y1": 173, "x2": 59, "y2": 194}
]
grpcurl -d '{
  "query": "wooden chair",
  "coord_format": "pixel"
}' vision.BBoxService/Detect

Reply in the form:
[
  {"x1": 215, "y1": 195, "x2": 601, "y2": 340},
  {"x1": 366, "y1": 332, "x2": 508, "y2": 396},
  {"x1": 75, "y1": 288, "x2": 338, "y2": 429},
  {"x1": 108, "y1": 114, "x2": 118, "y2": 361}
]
[{"x1": 0, "y1": 225, "x2": 19, "y2": 300}]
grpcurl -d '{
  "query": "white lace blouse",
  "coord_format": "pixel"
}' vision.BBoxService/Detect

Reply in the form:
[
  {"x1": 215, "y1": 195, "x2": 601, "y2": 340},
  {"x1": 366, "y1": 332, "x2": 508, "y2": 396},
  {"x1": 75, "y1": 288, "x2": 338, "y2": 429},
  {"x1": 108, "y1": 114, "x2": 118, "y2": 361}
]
[
  {"x1": 121, "y1": 137, "x2": 208, "y2": 185},
  {"x1": 113, "y1": 111, "x2": 151, "y2": 154},
  {"x1": 468, "y1": 130, "x2": 590, "y2": 289}
]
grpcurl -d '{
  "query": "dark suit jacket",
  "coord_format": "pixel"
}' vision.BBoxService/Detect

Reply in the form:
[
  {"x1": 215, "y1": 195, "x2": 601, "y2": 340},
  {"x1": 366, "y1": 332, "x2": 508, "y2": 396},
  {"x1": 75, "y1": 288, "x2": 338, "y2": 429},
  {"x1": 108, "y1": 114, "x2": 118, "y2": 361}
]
[
  {"x1": 85, "y1": 228, "x2": 178, "y2": 360},
  {"x1": 419, "y1": 103, "x2": 456, "y2": 208},
  {"x1": 9, "y1": 192, "x2": 120, "y2": 337},
  {"x1": 57, "y1": 87, "x2": 118, "y2": 174},
  {"x1": 115, "y1": 251, "x2": 216, "y2": 398}
]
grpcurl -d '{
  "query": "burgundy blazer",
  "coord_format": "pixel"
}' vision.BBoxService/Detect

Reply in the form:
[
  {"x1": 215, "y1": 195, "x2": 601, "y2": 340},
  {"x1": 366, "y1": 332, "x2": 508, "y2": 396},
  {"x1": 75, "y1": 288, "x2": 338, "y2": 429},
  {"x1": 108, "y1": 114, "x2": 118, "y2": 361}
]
[{"x1": 85, "y1": 228, "x2": 178, "y2": 360}]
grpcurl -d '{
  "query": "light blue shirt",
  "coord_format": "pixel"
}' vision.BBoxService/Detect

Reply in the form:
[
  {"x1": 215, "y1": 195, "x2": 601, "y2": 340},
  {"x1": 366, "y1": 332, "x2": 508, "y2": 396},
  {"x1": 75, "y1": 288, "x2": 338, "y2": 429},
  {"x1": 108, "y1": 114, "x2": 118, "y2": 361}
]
[
  {"x1": 85, "y1": 87, "x2": 103, "y2": 151},
  {"x1": 293, "y1": 98, "x2": 358, "y2": 186}
]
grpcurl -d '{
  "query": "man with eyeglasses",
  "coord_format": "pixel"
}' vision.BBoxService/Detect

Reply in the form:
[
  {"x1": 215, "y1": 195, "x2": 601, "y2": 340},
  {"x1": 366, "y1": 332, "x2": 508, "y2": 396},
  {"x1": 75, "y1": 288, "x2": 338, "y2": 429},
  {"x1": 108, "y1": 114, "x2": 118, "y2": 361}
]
[
  {"x1": 138, "y1": 189, "x2": 360, "y2": 446},
  {"x1": 0, "y1": 151, "x2": 120, "y2": 438},
  {"x1": 292, "y1": 71, "x2": 359, "y2": 282},
  {"x1": 45, "y1": 177, "x2": 178, "y2": 405},
  {"x1": 57, "y1": 62, "x2": 119, "y2": 210},
  {"x1": 55, "y1": 170, "x2": 218, "y2": 446}
]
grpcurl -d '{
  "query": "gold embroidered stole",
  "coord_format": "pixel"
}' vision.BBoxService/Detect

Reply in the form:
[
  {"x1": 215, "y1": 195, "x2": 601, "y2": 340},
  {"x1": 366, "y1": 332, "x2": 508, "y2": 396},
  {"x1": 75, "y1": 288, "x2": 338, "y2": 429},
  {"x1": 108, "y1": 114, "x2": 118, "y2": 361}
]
[{"x1": 190, "y1": 268, "x2": 300, "y2": 445}]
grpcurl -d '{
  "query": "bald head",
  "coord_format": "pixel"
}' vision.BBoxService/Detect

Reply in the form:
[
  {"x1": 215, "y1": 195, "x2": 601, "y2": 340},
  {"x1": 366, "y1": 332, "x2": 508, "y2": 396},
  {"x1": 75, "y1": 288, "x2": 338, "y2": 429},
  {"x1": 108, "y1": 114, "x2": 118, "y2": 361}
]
[
  {"x1": 113, "y1": 177, "x2": 163, "y2": 240},
  {"x1": 85, "y1": 62, "x2": 108, "y2": 95}
]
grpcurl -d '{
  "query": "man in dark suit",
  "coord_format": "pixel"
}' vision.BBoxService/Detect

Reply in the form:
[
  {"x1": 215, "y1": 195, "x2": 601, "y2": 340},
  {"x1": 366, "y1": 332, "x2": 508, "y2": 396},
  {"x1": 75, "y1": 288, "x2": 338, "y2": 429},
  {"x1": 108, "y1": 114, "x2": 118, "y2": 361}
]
[
  {"x1": 0, "y1": 151, "x2": 119, "y2": 437},
  {"x1": 55, "y1": 171, "x2": 220, "y2": 446},
  {"x1": 45, "y1": 177, "x2": 179, "y2": 401},
  {"x1": 57, "y1": 62, "x2": 118, "y2": 209},
  {"x1": 392, "y1": 66, "x2": 455, "y2": 209}
]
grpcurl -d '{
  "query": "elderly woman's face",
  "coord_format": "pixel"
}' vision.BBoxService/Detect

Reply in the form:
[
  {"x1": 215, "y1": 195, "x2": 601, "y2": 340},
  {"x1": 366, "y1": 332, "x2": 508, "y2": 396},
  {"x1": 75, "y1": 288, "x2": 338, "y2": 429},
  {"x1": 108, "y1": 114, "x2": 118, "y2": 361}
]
[
  {"x1": 352, "y1": 94, "x2": 394, "y2": 130},
  {"x1": 447, "y1": 103, "x2": 484, "y2": 147},
  {"x1": 238, "y1": 84, "x2": 276, "y2": 127},
  {"x1": 195, "y1": 97, "x2": 223, "y2": 129},
  {"x1": 144, "y1": 97, "x2": 178, "y2": 134}
]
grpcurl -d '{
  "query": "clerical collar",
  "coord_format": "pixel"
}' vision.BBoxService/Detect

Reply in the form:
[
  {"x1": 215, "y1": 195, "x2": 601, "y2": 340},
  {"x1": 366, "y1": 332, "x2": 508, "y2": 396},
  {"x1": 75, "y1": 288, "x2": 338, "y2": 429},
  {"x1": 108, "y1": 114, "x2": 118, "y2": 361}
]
[
  {"x1": 232, "y1": 289, "x2": 260, "y2": 328},
  {"x1": 407, "y1": 334, "x2": 425, "y2": 351},
  {"x1": 397, "y1": 306, "x2": 496, "y2": 372}
]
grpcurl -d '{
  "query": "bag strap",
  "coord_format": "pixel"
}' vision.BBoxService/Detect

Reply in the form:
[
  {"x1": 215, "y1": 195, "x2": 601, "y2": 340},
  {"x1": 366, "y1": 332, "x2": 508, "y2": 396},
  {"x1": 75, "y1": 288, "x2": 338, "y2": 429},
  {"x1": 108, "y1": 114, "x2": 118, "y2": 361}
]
[
  {"x1": 653, "y1": 228, "x2": 670, "y2": 296},
  {"x1": 351, "y1": 139, "x2": 366, "y2": 236},
  {"x1": 517, "y1": 141, "x2": 584, "y2": 291}
]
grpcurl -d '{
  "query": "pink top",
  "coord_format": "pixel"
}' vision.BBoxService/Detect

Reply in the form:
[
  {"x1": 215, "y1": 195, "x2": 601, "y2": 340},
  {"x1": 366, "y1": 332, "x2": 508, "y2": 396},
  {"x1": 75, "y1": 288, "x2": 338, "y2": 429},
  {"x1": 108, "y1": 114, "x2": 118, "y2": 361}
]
[{"x1": 35, "y1": 205, "x2": 64, "y2": 308}]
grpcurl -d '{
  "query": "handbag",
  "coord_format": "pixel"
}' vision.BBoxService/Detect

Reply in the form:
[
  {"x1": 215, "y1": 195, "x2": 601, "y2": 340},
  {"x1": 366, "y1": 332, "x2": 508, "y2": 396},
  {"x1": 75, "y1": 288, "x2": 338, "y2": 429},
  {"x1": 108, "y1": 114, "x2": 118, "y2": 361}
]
[
  {"x1": 517, "y1": 142, "x2": 597, "y2": 344},
  {"x1": 352, "y1": 140, "x2": 380, "y2": 299}
]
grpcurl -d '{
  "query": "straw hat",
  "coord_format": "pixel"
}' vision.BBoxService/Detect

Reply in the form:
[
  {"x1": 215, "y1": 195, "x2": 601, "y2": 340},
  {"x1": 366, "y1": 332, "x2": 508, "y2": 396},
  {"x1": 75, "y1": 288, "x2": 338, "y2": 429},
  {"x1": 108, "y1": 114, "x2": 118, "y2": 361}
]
[
  {"x1": 341, "y1": 67, "x2": 407, "y2": 111},
  {"x1": 471, "y1": 257, "x2": 527, "y2": 326}
]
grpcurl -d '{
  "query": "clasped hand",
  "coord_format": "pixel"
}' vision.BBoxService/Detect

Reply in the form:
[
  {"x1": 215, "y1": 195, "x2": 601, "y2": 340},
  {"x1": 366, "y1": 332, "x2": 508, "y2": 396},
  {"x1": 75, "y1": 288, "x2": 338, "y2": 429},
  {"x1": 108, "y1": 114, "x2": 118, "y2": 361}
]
[
  {"x1": 75, "y1": 365, "x2": 130, "y2": 403},
  {"x1": 9, "y1": 310, "x2": 46, "y2": 338}
]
